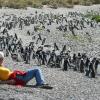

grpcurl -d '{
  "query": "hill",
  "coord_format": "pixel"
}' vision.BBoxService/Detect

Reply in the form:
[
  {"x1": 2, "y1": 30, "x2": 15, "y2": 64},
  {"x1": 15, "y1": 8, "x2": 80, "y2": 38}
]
[{"x1": 0, "y1": 4, "x2": 100, "y2": 100}]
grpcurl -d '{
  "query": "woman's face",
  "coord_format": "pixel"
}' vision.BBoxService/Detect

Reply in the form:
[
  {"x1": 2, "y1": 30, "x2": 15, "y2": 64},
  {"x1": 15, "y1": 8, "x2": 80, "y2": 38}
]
[{"x1": 0, "y1": 58, "x2": 3, "y2": 65}]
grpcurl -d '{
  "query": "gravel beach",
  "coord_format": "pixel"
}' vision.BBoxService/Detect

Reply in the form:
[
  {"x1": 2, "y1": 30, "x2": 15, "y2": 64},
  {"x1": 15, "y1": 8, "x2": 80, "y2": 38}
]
[
  {"x1": 1, "y1": 56, "x2": 100, "y2": 100},
  {"x1": 0, "y1": 5, "x2": 100, "y2": 100}
]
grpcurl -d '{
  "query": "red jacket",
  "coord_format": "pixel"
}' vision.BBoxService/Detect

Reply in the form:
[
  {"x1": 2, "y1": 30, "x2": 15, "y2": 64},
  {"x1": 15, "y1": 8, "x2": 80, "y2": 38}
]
[{"x1": 9, "y1": 70, "x2": 27, "y2": 86}]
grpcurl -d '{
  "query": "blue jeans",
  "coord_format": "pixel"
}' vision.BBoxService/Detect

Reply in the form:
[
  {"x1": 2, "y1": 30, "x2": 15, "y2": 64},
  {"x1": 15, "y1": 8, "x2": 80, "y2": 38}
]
[{"x1": 16, "y1": 68, "x2": 45, "y2": 86}]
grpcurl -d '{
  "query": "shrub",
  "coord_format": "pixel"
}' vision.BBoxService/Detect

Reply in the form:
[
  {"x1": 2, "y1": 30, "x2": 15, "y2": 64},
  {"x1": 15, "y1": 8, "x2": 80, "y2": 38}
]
[
  {"x1": 73, "y1": 0, "x2": 80, "y2": 5},
  {"x1": 93, "y1": 0, "x2": 100, "y2": 4},
  {"x1": 67, "y1": 0, "x2": 73, "y2": 4},
  {"x1": 49, "y1": 3, "x2": 58, "y2": 9},
  {"x1": 92, "y1": 15, "x2": 100, "y2": 22},
  {"x1": 42, "y1": 0, "x2": 50, "y2": 5},
  {"x1": 32, "y1": 3, "x2": 42, "y2": 8},
  {"x1": 27, "y1": 1, "x2": 33, "y2": 6}
]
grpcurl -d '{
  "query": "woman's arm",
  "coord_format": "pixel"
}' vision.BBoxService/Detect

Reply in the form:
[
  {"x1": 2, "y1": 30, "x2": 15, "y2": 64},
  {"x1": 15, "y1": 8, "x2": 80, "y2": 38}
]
[{"x1": 0, "y1": 79, "x2": 16, "y2": 85}]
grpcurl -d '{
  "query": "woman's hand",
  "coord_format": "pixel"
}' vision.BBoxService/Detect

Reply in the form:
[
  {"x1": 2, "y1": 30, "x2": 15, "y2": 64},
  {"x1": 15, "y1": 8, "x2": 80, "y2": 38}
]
[
  {"x1": 7, "y1": 79, "x2": 16, "y2": 85},
  {"x1": 0, "y1": 79, "x2": 16, "y2": 85}
]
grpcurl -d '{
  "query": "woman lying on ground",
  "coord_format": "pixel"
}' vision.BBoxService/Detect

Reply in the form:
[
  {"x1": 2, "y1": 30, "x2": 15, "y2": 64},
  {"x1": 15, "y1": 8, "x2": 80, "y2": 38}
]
[{"x1": 0, "y1": 51, "x2": 53, "y2": 89}]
